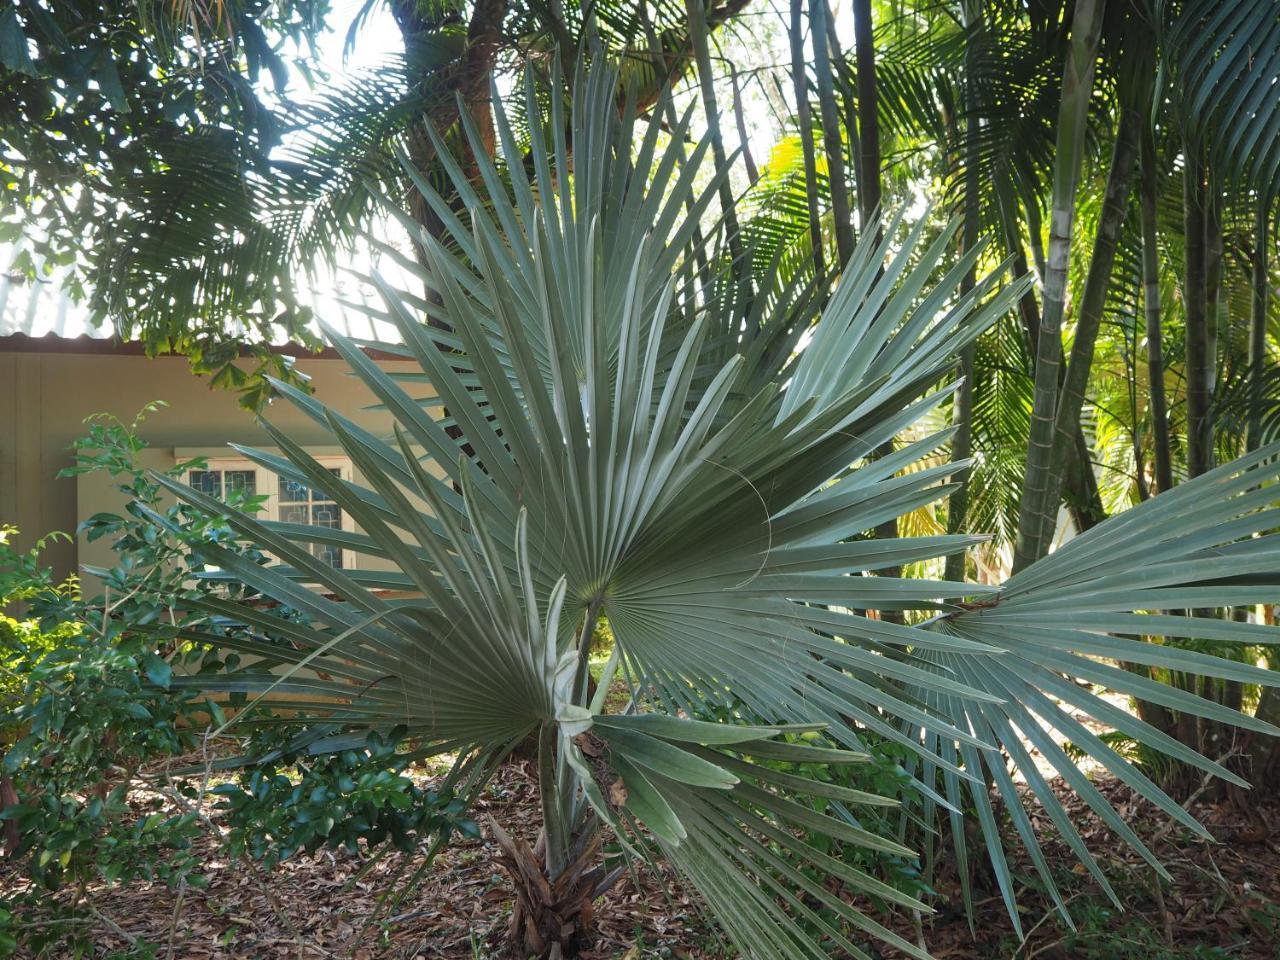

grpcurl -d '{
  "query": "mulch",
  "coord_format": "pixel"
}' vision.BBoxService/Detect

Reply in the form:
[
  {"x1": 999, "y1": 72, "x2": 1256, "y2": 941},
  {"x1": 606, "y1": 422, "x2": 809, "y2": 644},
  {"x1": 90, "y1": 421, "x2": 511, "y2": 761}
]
[{"x1": 5, "y1": 763, "x2": 1280, "y2": 959}]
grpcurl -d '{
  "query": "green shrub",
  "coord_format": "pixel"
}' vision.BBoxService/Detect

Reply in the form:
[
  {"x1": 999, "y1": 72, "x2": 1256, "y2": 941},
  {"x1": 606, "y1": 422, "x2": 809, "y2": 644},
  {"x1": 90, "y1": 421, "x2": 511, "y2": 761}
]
[
  {"x1": 0, "y1": 405, "x2": 257, "y2": 956},
  {"x1": 213, "y1": 726, "x2": 478, "y2": 869},
  {"x1": 0, "y1": 405, "x2": 480, "y2": 956}
]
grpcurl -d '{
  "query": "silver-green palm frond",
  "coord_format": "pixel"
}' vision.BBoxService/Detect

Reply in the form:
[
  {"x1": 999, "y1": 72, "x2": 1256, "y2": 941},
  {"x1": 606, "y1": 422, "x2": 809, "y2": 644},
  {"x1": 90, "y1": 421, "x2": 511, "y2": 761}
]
[{"x1": 155, "y1": 54, "x2": 1280, "y2": 959}]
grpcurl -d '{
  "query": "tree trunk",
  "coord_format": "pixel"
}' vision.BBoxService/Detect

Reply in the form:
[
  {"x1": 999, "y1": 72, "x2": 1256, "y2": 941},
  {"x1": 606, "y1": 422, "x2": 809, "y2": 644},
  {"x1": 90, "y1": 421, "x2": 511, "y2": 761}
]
[
  {"x1": 1183, "y1": 147, "x2": 1212, "y2": 479},
  {"x1": 1039, "y1": 88, "x2": 1142, "y2": 549},
  {"x1": 393, "y1": 0, "x2": 509, "y2": 257},
  {"x1": 1139, "y1": 120, "x2": 1174, "y2": 494},
  {"x1": 789, "y1": 0, "x2": 826, "y2": 278},
  {"x1": 489, "y1": 815, "x2": 611, "y2": 958},
  {"x1": 852, "y1": 0, "x2": 881, "y2": 231},
  {"x1": 1011, "y1": 0, "x2": 1105, "y2": 573},
  {"x1": 0, "y1": 776, "x2": 19, "y2": 853},
  {"x1": 945, "y1": 0, "x2": 982, "y2": 582},
  {"x1": 687, "y1": 0, "x2": 747, "y2": 282},
  {"x1": 810, "y1": 0, "x2": 855, "y2": 266},
  {"x1": 1001, "y1": 206, "x2": 1108, "y2": 535},
  {"x1": 848, "y1": 0, "x2": 902, "y2": 609},
  {"x1": 1204, "y1": 174, "x2": 1223, "y2": 406},
  {"x1": 1245, "y1": 206, "x2": 1278, "y2": 793},
  {"x1": 729, "y1": 65, "x2": 760, "y2": 185},
  {"x1": 1247, "y1": 198, "x2": 1271, "y2": 451},
  {"x1": 824, "y1": 7, "x2": 863, "y2": 225}
]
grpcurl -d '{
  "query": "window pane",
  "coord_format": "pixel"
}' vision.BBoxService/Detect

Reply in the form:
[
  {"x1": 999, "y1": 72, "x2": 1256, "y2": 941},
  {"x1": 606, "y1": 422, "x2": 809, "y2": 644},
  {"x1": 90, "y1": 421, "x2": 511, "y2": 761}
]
[
  {"x1": 189, "y1": 470, "x2": 221, "y2": 497},
  {"x1": 313, "y1": 543, "x2": 344, "y2": 569},
  {"x1": 279, "y1": 504, "x2": 309, "y2": 525},
  {"x1": 311, "y1": 502, "x2": 341, "y2": 528},
  {"x1": 278, "y1": 476, "x2": 311, "y2": 503},
  {"x1": 225, "y1": 471, "x2": 256, "y2": 496}
]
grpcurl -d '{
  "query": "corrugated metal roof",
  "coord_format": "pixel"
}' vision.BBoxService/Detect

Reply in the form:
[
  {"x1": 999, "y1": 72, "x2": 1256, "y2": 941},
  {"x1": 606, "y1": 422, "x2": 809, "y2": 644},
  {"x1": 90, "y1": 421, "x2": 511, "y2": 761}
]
[
  {"x1": 0, "y1": 243, "x2": 109, "y2": 339},
  {"x1": 0, "y1": 240, "x2": 414, "y2": 346}
]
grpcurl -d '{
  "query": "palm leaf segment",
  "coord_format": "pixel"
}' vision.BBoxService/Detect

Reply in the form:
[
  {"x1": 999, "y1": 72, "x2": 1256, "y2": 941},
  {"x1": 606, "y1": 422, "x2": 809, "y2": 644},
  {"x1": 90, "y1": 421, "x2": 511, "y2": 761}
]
[
  {"x1": 1163, "y1": 0, "x2": 1280, "y2": 200},
  {"x1": 157, "y1": 57, "x2": 1280, "y2": 958}
]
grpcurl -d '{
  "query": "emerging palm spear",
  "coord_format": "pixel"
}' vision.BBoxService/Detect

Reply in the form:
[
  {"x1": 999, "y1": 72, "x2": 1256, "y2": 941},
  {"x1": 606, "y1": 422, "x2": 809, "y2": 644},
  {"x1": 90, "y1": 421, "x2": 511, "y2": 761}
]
[{"x1": 160, "y1": 60, "x2": 1280, "y2": 959}]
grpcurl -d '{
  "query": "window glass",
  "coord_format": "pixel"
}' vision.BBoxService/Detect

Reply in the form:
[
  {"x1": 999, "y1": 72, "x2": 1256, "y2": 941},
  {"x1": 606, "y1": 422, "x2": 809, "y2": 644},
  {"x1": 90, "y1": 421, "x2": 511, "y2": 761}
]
[
  {"x1": 188, "y1": 470, "x2": 222, "y2": 498},
  {"x1": 224, "y1": 470, "x2": 257, "y2": 496},
  {"x1": 189, "y1": 469, "x2": 257, "y2": 500},
  {"x1": 278, "y1": 469, "x2": 344, "y2": 568}
]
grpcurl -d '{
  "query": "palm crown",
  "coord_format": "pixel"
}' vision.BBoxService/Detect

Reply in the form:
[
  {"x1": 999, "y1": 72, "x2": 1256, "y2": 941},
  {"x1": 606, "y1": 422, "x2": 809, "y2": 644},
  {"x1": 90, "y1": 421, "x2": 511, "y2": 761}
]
[{"x1": 154, "y1": 56, "x2": 1280, "y2": 959}]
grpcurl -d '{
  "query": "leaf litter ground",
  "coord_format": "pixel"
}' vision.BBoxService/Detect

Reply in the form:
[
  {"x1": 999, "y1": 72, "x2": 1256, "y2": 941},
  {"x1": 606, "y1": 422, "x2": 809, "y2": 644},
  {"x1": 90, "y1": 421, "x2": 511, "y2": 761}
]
[{"x1": 4, "y1": 761, "x2": 1279, "y2": 958}]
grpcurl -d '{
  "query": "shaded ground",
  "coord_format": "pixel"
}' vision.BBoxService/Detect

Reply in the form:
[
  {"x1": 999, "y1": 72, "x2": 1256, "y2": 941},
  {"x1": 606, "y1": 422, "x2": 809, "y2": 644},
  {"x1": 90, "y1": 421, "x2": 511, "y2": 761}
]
[{"x1": 5, "y1": 763, "x2": 1280, "y2": 958}]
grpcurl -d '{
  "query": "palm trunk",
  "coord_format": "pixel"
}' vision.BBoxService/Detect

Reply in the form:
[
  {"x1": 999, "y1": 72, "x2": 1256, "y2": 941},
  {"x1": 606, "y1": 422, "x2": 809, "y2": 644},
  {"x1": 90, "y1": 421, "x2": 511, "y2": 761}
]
[
  {"x1": 789, "y1": 0, "x2": 826, "y2": 278},
  {"x1": 1247, "y1": 199, "x2": 1271, "y2": 451},
  {"x1": 1245, "y1": 202, "x2": 1280, "y2": 792},
  {"x1": 641, "y1": 8, "x2": 712, "y2": 289},
  {"x1": 849, "y1": 0, "x2": 902, "y2": 606},
  {"x1": 1038, "y1": 91, "x2": 1142, "y2": 550},
  {"x1": 825, "y1": 7, "x2": 863, "y2": 218},
  {"x1": 496, "y1": 610, "x2": 620, "y2": 957},
  {"x1": 810, "y1": 0, "x2": 856, "y2": 266},
  {"x1": 852, "y1": 0, "x2": 881, "y2": 230},
  {"x1": 394, "y1": 0, "x2": 508, "y2": 258},
  {"x1": 1184, "y1": 147, "x2": 1212, "y2": 479},
  {"x1": 1139, "y1": 121, "x2": 1174, "y2": 494},
  {"x1": 1001, "y1": 198, "x2": 1107, "y2": 535},
  {"x1": 489, "y1": 810, "x2": 609, "y2": 957},
  {"x1": 1205, "y1": 176, "x2": 1223, "y2": 405},
  {"x1": 1012, "y1": 0, "x2": 1106, "y2": 573},
  {"x1": 945, "y1": 0, "x2": 982, "y2": 582},
  {"x1": 687, "y1": 0, "x2": 746, "y2": 282},
  {"x1": 729, "y1": 65, "x2": 760, "y2": 185}
]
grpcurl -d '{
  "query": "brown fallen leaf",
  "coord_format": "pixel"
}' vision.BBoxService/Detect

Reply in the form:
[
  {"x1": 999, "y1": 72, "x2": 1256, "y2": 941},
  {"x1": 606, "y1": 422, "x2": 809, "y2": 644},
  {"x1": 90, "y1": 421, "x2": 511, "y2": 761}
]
[{"x1": 609, "y1": 777, "x2": 628, "y2": 806}]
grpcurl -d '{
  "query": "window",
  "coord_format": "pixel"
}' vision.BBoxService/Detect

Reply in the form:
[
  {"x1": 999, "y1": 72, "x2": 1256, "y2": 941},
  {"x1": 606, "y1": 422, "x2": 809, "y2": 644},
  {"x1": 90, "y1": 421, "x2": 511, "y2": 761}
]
[
  {"x1": 187, "y1": 458, "x2": 350, "y2": 569},
  {"x1": 188, "y1": 469, "x2": 257, "y2": 499},
  {"x1": 278, "y1": 470, "x2": 345, "y2": 569}
]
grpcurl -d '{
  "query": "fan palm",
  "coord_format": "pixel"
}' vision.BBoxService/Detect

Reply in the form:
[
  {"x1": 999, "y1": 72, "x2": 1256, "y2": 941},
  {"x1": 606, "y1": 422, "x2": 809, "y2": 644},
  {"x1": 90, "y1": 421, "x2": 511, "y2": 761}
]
[{"x1": 151, "y1": 58, "x2": 1280, "y2": 958}]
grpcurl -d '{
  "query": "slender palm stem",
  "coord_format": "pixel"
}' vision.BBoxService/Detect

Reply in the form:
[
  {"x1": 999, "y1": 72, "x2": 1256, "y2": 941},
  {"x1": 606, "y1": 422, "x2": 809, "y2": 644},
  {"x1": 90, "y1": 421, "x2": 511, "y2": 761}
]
[
  {"x1": 1012, "y1": 0, "x2": 1105, "y2": 573},
  {"x1": 789, "y1": 0, "x2": 826, "y2": 278},
  {"x1": 729, "y1": 65, "x2": 760, "y2": 185},
  {"x1": 1140, "y1": 121, "x2": 1174, "y2": 493},
  {"x1": 1184, "y1": 145, "x2": 1212, "y2": 478},
  {"x1": 687, "y1": 0, "x2": 746, "y2": 278},
  {"x1": 809, "y1": 0, "x2": 855, "y2": 265},
  {"x1": 851, "y1": 0, "x2": 881, "y2": 231},
  {"x1": 1247, "y1": 197, "x2": 1271, "y2": 452},
  {"x1": 1204, "y1": 173, "x2": 1223, "y2": 403},
  {"x1": 945, "y1": 0, "x2": 982, "y2": 581},
  {"x1": 1040, "y1": 83, "x2": 1143, "y2": 549}
]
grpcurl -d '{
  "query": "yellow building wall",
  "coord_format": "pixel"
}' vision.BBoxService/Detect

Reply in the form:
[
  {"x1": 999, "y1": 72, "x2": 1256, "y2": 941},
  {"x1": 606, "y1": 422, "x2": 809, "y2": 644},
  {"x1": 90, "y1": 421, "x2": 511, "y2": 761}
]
[{"x1": 0, "y1": 349, "x2": 419, "y2": 583}]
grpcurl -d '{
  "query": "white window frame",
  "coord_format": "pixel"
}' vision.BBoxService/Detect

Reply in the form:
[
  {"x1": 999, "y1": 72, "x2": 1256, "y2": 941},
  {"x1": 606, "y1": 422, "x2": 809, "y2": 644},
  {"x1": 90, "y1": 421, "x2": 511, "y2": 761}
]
[{"x1": 179, "y1": 450, "x2": 354, "y2": 570}]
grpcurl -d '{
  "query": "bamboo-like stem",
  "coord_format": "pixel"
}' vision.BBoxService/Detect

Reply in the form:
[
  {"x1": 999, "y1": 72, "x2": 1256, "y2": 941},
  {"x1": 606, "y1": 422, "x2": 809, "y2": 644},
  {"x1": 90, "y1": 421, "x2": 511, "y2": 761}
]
[
  {"x1": 686, "y1": 0, "x2": 746, "y2": 279},
  {"x1": 1012, "y1": 0, "x2": 1105, "y2": 573},
  {"x1": 852, "y1": 0, "x2": 881, "y2": 232},
  {"x1": 1247, "y1": 198, "x2": 1271, "y2": 452},
  {"x1": 945, "y1": 0, "x2": 982, "y2": 582},
  {"x1": 1183, "y1": 146, "x2": 1211, "y2": 478},
  {"x1": 824, "y1": 3, "x2": 863, "y2": 229},
  {"x1": 1204, "y1": 172, "x2": 1223, "y2": 404},
  {"x1": 729, "y1": 64, "x2": 759, "y2": 184},
  {"x1": 1000, "y1": 185, "x2": 1107, "y2": 534},
  {"x1": 810, "y1": 0, "x2": 855, "y2": 266},
  {"x1": 1038, "y1": 83, "x2": 1143, "y2": 551},
  {"x1": 1140, "y1": 121, "x2": 1174, "y2": 494},
  {"x1": 789, "y1": 0, "x2": 826, "y2": 278}
]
